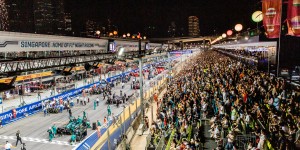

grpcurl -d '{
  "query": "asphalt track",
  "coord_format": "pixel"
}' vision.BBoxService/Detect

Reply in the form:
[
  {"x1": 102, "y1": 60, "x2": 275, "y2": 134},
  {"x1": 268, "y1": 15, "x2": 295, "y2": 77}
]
[{"x1": 0, "y1": 73, "x2": 157, "y2": 150}]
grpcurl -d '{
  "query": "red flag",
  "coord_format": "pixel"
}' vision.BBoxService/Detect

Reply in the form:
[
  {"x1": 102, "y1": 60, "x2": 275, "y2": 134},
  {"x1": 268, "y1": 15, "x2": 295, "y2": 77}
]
[
  {"x1": 287, "y1": 0, "x2": 300, "y2": 36},
  {"x1": 262, "y1": 0, "x2": 282, "y2": 38}
]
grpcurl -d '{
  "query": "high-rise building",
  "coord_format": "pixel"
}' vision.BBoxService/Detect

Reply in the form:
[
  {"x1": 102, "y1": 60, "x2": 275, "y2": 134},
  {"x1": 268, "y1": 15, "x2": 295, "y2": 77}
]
[
  {"x1": 3, "y1": 0, "x2": 66, "y2": 34},
  {"x1": 33, "y1": 0, "x2": 66, "y2": 35},
  {"x1": 52, "y1": 0, "x2": 65, "y2": 35},
  {"x1": 33, "y1": 0, "x2": 54, "y2": 34},
  {"x1": 0, "y1": 0, "x2": 9, "y2": 31},
  {"x1": 167, "y1": 21, "x2": 176, "y2": 37},
  {"x1": 188, "y1": 16, "x2": 200, "y2": 37},
  {"x1": 85, "y1": 20, "x2": 100, "y2": 37},
  {"x1": 5, "y1": 0, "x2": 34, "y2": 33},
  {"x1": 64, "y1": 12, "x2": 72, "y2": 33}
]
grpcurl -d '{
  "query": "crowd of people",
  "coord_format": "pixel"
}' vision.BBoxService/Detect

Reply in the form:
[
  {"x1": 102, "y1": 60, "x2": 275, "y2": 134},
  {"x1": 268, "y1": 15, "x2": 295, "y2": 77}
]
[{"x1": 149, "y1": 50, "x2": 300, "y2": 150}]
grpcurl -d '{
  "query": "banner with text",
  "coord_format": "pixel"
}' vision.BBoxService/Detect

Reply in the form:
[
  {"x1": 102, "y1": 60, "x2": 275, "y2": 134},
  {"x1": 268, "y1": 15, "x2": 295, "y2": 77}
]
[
  {"x1": 287, "y1": 0, "x2": 300, "y2": 36},
  {"x1": 262, "y1": 0, "x2": 282, "y2": 38}
]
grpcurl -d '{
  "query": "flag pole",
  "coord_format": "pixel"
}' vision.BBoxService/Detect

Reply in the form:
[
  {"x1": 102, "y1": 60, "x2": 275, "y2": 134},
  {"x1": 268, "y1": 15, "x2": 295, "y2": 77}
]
[{"x1": 276, "y1": 0, "x2": 283, "y2": 77}]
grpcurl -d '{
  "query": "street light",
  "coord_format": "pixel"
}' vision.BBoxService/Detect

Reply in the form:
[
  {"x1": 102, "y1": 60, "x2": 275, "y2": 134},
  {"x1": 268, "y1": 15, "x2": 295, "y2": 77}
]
[
  {"x1": 113, "y1": 31, "x2": 118, "y2": 36},
  {"x1": 143, "y1": 36, "x2": 147, "y2": 40},
  {"x1": 122, "y1": 34, "x2": 126, "y2": 38},
  {"x1": 222, "y1": 33, "x2": 227, "y2": 38},
  {"x1": 235, "y1": 24, "x2": 243, "y2": 32},
  {"x1": 252, "y1": 11, "x2": 263, "y2": 33},
  {"x1": 96, "y1": 30, "x2": 100, "y2": 35},
  {"x1": 252, "y1": 11, "x2": 263, "y2": 23},
  {"x1": 127, "y1": 33, "x2": 131, "y2": 37},
  {"x1": 226, "y1": 30, "x2": 233, "y2": 36}
]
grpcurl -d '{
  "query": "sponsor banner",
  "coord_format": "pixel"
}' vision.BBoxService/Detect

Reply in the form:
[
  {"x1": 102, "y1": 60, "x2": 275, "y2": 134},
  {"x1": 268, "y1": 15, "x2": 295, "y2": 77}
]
[
  {"x1": 287, "y1": 0, "x2": 300, "y2": 36},
  {"x1": 268, "y1": 47, "x2": 277, "y2": 65},
  {"x1": 169, "y1": 50, "x2": 193, "y2": 54},
  {"x1": 262, "y1": 0, "x2": 282, "y2": 38},
  {"x1": 0, "y1": 32, "x2": 107, "y2": 52}
]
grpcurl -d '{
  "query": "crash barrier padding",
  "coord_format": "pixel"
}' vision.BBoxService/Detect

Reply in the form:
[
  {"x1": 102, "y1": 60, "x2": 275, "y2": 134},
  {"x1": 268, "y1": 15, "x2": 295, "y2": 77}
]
[{"x1": 0, "y1": 56, "x2": 180, "y2": 127}]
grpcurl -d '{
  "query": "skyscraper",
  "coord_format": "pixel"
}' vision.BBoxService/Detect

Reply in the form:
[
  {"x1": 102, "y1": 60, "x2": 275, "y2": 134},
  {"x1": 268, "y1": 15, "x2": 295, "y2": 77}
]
[
  {"x1": 33, "y1": 0, "x2": 66, "y2": 35},
  {"x1": 5, "y1": 0, "x2": 34, "y2": 33},
  {"x1": 64, "y1": 12, "x2": 72, "y2": 34},
  {"x1": 188, "y1": 16, "x2": 200, "y2": 37},
  {"x1": 0, "y1": 0, "x2": 9, "y2": 31},
  {"x1": 85, "y1": 20, "x2": 98, "y2": 37},
  {"x1": 167, "y1": 21, "x2": 176, "y2": 37},
  {"x1": 52, "y1": 0, "x2": 65, "y2": 35},
  {"x1": 33, "y1": 0, "x2": 54, "y2": 34}
]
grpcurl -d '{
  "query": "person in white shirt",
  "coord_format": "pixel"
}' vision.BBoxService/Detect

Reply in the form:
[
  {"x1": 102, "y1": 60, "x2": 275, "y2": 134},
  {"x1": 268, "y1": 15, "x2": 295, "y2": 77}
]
[
  {"x1": 257, "y1": 130, "x2": 266, "y2": 149},
  {"x1": 121, "y1": 82, "x2": 125, "y2": 89},
  {"x1": 96, "y1": 97, "x2": 99, "y2": 106},
  {"x1": 5, "y1": 141, "x2": 13, "y2": 150}
]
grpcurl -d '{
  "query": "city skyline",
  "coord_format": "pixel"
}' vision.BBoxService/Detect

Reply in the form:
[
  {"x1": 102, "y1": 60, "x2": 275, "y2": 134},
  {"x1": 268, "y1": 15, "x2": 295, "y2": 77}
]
[{"x1": 1, "y1": 0, "x2": 261, "y2": 38}]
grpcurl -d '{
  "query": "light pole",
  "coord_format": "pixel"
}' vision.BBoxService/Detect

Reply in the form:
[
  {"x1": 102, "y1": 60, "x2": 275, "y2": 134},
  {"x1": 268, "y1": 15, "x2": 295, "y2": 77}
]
[
  {"x1": 167, "y1": 52, "x2": 171, "y2": 83},
  {"x1": 235, "y1": 23, "x2": 243, "y2": 40},
  {"x1": 138, "y1": 39, "x2": 145, "y2": 125}
]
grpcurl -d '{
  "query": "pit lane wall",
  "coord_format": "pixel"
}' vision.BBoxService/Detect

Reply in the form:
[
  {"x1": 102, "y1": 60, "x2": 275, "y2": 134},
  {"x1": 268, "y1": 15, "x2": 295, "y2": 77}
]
[{"x1": 0, "y1": 55, "x2": 180, "y2": 127}]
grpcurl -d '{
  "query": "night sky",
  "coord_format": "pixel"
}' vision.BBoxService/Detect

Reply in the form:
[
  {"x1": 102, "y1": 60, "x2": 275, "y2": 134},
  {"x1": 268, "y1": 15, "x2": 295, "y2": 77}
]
[{"x1": 66, "y1": 0, "x2": 261, "y2": 37}]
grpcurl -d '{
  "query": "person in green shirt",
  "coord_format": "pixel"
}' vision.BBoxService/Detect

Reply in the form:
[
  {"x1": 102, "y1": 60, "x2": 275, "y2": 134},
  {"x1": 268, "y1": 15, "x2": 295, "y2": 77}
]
[
  {"x1": 70, "y1": 132, "x2": 76, "y2": 145},
  {"x1": 231, "y1": 106, "x2": 238, "y2": 121},
  {"x1": 94, "y1": 100, "x2": 97, "y2": 110},
  {"x1": 77, "y1": 115, "x2": 83, "y2": 124},
  {"x1": 107, "y1": 104, "x2": 111, "y2": 116},
  {"x1": 47, "y1": 127, "x2": 54, "y2": 142},
  {"x1": 83, "y1": 111, "x2": 87, "y2": 120},
  {"x1": 52, "y1": 124, "x2": 57, "y2": 138},
  {"x1": 97, "y1": 120, "x2": 102, "y2": 127}
]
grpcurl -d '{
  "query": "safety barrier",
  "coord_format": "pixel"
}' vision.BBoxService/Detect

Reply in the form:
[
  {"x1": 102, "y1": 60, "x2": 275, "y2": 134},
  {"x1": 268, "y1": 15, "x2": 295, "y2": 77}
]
[
  {"x1": 223, "y1": 134, "x2": 256, "y2": 150},
  {"x1": 165, "y1": 129, "x2": 176, "y2": 150},
  {"x1": 155, "y1": 134, "x2": 166, "y2": 150}
]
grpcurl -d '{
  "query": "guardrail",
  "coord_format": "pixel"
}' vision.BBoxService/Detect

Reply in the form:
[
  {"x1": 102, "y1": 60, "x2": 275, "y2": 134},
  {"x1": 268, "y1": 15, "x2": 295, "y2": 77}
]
[
  {"x1": 155, "y1": 135, "x2": 166, "y2": 150},
  {"x1": 165, "y1": 129, "x2": 176, "y2": 150}
]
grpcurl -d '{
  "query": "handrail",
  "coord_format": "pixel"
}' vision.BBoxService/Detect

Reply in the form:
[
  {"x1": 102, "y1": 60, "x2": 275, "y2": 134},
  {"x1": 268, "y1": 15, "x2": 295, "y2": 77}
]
[{"x1": 165, "y1": 129, "x2": 176, "y2": 150}]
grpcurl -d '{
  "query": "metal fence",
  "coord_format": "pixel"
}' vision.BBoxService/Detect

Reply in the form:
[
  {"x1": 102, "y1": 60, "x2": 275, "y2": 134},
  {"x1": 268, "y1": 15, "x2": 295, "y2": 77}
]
[
  {"x1": 155, "y1": 136, "x2": 166, "y2": 150},
  {"x1": 223, "y1": 133, "x2": 256, "y2": 150}
]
